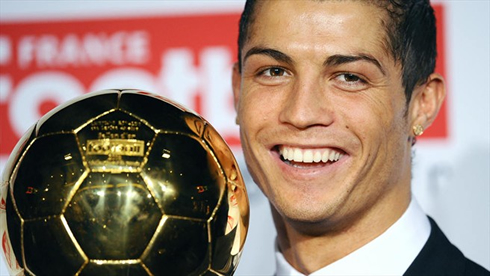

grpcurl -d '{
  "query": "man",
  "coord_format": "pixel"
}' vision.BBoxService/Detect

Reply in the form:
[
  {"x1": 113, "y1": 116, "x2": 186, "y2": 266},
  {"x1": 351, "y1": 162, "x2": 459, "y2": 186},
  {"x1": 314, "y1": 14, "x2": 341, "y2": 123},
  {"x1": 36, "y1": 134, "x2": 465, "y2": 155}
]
[{"x1": 232, "y1": 0, "x2": 489, "y2": 275}]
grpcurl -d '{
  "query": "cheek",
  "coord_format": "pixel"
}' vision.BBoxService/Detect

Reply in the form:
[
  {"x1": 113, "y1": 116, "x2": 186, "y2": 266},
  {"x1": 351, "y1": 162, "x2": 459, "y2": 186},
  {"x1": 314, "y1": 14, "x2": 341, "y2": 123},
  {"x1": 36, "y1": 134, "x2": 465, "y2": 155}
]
[
  {"x1": 237, "y1": 114, "x2": 275, "y2": 196},
  {"x1": 238, "y1": 87, "x2": 280, "y2": 127},
  {"x1": 341, "y1": 93, "x2": 407, "y2": 147},
  {"x1": 236, "y1": 91, "x2": 270, "y2": 157}
]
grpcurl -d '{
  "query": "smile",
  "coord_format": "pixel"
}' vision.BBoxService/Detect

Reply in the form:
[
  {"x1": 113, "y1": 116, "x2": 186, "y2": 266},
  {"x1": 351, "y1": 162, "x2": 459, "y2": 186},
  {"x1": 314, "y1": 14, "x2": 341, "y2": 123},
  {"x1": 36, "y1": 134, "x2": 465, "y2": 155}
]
[{"x1": 278, "y1": 146, "x2": 344, "y2": 164}]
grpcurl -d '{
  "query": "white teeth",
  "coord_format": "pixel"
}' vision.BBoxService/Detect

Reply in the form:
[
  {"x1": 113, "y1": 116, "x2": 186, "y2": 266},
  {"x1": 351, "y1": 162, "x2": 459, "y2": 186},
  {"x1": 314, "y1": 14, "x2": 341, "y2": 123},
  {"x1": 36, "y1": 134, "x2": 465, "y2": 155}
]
[
  {"x1": 293, "y1": 148, "x2": 302, "y2": 162},
  {"x1": 303, "y1": 150, "x2": 313, "y2": 163},
  {"x1": 313, "y1": 151, "x2": 322, "y2": 162},
  {"x1": 287, "y1": 148, "x2": 294, "y2": 161},
  {"x1": 279, "y1": 146, "x2": 344, "y2": 164},
  {"x1": 322, "y1": 150, "x2": 329, "y2": 162}
]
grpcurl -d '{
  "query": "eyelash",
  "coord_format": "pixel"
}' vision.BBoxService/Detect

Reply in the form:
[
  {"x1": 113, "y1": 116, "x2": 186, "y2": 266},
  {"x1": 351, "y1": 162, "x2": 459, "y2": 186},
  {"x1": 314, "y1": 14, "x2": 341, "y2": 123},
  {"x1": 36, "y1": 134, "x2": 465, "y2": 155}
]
[
  {"x1": 332, "y1": 73, "x2": 369, "y2": 91},
  {"x1": 335, "y1": 73, "x2": 367, "y2": 83},
  {"x1": 258, "y1": 67, "x2": 289, "y2": 77}
]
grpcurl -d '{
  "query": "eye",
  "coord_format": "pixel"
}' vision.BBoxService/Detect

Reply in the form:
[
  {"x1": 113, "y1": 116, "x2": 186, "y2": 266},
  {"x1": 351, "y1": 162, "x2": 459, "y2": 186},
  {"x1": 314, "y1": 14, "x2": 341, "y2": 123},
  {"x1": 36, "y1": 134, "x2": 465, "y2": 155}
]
[
  {"x1": 261, "y1": 67, "x2": 288, "y2": 77},
  {"x1": 333, "y1": 73, "x2": 369, "y2": 91},
  {"x1": 254, "y1": 66, "x2": 291, "y2": 85},
  {"x1": 341, "y1": 73, "x2": 362, "y2": 82}
]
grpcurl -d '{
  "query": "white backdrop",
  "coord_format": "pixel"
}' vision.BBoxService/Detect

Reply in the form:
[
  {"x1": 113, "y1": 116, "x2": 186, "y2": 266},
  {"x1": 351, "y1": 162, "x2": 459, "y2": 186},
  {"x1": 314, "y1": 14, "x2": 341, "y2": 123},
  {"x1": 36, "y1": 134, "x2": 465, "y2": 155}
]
[{"x1": 0, "y1": 1, "x2": 488, "y2": 275}]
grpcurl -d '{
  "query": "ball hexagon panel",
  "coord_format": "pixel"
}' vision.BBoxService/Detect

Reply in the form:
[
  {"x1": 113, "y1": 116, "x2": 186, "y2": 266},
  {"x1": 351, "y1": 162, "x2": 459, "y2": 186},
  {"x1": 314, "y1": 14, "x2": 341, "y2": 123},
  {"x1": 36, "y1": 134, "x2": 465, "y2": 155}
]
[
  {"x1": 76, "y1": 110, "x2": 156, "y2": 174},
  {"x1": 36, "y1": 90, "x2": 120, "y2": 136},
  {"x1": 142, "y1": 133, "x2": 225, "y2": 220},
  {"x1": 209, "y1": 188, "x2": 235, "y2": 273},
  {"x1": 204, "y1": 124, "x2": 249, "y2": 260},
  {"x1": 4, "y1": 195, "x2": 22, "y2": 269},
  {"x1": 12, "y1": 133, "x2": 87, "y2": 220},
  {"x1": 118, "y1": 91, "x2": 205, "y2": 137},
  {"x1": 23, "y1": 217, "x2": 86, "y2": 275},
  {"x1": 65, "y1": 172, "x2": 162, "y2": 260},
  {"x1": 141, "y1": 217, "x2": 209, "y2": 276},
  {"x1": 1, "y1": 125, "x2": 36, "y2": 187},
  {"x1": 79, "y1": 261, "x2": 148, "y2": 276}
]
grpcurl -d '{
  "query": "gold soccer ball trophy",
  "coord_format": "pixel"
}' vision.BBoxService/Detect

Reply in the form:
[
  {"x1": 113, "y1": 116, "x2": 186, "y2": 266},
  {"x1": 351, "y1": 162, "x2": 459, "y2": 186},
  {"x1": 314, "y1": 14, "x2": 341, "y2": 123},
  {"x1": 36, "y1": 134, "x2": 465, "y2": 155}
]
[{"x1": 0, "y1": 89, "x2": 249, "y2": 276}]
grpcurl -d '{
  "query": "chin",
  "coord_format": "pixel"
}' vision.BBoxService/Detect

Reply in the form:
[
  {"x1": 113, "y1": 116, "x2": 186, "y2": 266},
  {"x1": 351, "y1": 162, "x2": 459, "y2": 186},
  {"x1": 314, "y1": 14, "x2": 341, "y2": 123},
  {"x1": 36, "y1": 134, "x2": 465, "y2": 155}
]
[{"x1": 273, "y1": 189, "x2": 356, "y2": 231}]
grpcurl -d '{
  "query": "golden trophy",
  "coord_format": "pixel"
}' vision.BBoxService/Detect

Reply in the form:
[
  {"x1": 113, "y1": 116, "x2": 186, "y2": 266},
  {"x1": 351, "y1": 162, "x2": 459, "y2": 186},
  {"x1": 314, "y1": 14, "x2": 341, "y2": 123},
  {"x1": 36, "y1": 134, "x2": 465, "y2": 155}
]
[{"x1": 0, "y1": 89, "x2": 249, "y2": 276}]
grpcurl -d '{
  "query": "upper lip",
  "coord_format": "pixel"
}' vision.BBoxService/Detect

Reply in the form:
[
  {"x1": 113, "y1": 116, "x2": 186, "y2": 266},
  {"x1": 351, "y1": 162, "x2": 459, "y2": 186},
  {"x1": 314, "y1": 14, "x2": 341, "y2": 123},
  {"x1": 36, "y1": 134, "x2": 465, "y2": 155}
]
[{"x1": 271, "y1": 142, "x2": 347, "y2": 153}]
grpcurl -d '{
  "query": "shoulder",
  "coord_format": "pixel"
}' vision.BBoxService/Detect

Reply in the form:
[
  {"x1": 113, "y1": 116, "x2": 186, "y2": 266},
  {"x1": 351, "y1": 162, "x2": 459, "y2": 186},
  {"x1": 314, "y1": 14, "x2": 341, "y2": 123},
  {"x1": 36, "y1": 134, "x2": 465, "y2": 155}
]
[{"x1": 404, "y1": 217, "x2": 489, "y2": 276}]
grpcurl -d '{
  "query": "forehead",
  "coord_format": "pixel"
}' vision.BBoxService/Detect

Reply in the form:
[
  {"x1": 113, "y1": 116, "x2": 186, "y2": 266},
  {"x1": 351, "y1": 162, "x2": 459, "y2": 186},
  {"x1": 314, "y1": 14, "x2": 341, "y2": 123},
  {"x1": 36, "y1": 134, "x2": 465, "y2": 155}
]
[{"x1": 247, "y1": 0, "x2": 391, "y2": 59}]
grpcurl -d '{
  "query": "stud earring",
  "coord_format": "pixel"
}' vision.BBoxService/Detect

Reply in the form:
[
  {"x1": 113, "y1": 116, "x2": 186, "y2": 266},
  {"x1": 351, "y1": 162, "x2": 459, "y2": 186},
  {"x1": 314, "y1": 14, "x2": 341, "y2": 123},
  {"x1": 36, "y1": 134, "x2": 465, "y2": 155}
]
[{"x1": 413, "y1": 125, "x2": 424, "y2": 136}]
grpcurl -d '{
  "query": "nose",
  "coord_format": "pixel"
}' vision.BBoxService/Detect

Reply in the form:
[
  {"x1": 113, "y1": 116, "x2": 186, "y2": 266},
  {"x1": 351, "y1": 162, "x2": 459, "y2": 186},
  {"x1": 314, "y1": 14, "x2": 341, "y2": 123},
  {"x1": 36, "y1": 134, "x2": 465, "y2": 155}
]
[{"x1": 279, "y1": 77, "x2": 335, "y2": 129}]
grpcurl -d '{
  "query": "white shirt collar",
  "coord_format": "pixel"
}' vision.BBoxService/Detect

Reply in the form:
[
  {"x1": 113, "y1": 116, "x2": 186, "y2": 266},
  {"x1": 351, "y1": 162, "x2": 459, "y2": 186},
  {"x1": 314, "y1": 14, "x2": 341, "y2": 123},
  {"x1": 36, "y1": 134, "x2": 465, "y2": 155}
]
[{"x1": 275, "y1": 197, "x2": 431, "y2": 276}]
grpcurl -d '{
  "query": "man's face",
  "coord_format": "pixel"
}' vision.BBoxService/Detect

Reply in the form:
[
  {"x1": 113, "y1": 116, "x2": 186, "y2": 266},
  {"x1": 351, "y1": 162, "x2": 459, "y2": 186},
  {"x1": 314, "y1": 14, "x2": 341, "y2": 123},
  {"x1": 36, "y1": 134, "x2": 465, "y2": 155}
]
[{"x1": 233, "y1": 1, "x2": 414, "y2": 230}]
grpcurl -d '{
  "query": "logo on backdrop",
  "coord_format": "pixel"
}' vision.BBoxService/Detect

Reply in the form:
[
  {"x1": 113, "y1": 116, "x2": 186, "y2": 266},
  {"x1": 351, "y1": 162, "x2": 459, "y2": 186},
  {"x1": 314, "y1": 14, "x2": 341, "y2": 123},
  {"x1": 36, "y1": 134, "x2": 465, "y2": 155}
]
[{"x1": 0, "y1": 6, "x2": 446, "y2": 163}]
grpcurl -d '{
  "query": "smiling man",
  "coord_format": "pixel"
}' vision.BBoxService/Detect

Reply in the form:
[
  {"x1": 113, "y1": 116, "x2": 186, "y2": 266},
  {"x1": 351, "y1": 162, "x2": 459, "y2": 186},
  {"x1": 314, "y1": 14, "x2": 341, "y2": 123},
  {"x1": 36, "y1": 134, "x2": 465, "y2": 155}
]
[{"x1": 232, "y1": 0, "x2": 489, "y2": 275}]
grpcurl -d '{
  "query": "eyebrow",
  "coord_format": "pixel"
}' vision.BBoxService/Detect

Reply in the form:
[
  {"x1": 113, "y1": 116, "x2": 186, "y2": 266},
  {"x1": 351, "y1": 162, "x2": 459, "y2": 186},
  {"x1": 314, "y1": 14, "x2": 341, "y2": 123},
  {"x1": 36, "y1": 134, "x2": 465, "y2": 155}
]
[
  {"x1": 243, "y1": 46, "x2": 385, "y2": 75},
  {"x1": 243, "y1": 46, "x2": 294, "y2": 65},
  {"x1": 324, "y1": 54, "x2": 386, "y2": 75}
]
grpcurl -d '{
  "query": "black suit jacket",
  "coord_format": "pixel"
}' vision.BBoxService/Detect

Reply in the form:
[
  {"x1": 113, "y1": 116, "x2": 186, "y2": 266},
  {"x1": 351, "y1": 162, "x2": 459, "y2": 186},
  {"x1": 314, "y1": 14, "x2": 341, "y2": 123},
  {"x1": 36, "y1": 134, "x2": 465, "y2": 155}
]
[{"x1": 404, "y1": 217, "x2": 489, "y2": 276}]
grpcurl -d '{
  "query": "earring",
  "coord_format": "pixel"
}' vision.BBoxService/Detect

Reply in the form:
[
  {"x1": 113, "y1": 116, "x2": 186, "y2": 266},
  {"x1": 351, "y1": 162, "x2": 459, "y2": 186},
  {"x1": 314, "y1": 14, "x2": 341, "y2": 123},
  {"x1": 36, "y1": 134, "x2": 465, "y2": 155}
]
[
  {"x1": 413, "y1": 125, "x2": 424, "y2": 136},
  {"x1": 235, "y1": 117, "x2": 239, "y2": 125}
]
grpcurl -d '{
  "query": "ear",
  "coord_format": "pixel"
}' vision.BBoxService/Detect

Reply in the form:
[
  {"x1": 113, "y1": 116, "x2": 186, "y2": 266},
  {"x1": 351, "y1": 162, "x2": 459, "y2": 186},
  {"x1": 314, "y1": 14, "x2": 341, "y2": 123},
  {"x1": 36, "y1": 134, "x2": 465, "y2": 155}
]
[
  {"x1": 409, "y1": 73, "x2": 446, "y2": 135},
  {"x1": 232, "y1": 63, "x2": 242, "y2": 124}
]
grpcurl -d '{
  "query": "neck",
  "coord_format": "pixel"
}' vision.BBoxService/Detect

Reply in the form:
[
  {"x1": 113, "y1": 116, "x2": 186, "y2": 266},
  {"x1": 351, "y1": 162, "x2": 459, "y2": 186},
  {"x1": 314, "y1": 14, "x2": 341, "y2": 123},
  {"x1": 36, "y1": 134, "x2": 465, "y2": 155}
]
[{"x1": 272, "y1": 191, "x2": 411, "y2": 274}]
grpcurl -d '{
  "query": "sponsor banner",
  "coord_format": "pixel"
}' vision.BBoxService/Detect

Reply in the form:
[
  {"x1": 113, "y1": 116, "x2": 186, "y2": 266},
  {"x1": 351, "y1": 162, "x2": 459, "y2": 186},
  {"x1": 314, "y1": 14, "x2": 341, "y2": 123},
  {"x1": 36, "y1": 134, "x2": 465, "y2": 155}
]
[
  {"x1": 431, "y1": 4, "x2": 447, "y2": 138},
  {"x1": 0, "y1": 13, "x2": 241, "y2": 163}
]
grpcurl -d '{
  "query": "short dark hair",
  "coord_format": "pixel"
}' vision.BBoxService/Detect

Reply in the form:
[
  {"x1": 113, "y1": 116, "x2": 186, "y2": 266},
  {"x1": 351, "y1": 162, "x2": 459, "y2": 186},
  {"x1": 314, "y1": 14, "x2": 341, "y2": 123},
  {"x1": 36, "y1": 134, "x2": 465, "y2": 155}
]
[{"x1": 237, "y1": 0, "x2": 437, "y2": 103}]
